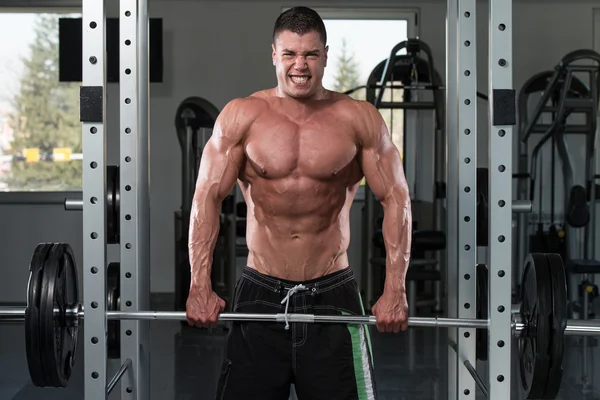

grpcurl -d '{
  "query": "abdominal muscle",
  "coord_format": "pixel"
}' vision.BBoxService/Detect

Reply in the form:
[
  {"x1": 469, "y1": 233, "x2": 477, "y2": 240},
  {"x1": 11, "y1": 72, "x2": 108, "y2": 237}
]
[{"x1": 240, "y1": 178, "x2": 352, "y2": 281}]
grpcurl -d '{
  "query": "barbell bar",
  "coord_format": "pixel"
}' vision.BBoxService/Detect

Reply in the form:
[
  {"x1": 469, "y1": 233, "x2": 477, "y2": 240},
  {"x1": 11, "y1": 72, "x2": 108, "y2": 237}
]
[
  {"x1": 0, "y1": 305, "x2": 487, "y2": 328},
  {"x1": 2, "y1": 305, "x2": 600, "y2": 336},
  {"x1": 3, "y1": 305, "x2": 600, "y2": 336}
]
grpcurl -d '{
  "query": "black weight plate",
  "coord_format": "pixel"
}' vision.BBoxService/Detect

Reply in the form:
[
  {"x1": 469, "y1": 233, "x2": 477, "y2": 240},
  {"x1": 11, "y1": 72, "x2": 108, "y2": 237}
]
[
  {"x1": 476, "y1": 264, "x2": 488, "y2": 361},
  {"x1": 107, "y1": 262, "x2": 120, "y2": 359},
  {"x1": 519, "y1": 253, "x2": 552, "y2": 399},
  {"x1": 40, "y1": 243, "x2": 79, "y2": 387},
  {"x1": 542, "y1": 253, "x2": 567, "y2": 398},
  {"x1": 25, "y1": 243, "x2": 54, "y2": 387}
]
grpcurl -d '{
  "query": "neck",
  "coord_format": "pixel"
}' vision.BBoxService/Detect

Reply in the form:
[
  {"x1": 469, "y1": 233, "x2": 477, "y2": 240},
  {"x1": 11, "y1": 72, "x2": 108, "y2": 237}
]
[{"x1": 275, "y1": 85, "x2": 329, "y2": 102}]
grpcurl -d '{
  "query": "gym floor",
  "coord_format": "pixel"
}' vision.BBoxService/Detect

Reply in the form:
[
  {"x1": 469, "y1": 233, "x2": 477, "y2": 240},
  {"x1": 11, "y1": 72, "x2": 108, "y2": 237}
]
[{"x1": 0, "y1": 295, "x2": 596, "y2": 400}]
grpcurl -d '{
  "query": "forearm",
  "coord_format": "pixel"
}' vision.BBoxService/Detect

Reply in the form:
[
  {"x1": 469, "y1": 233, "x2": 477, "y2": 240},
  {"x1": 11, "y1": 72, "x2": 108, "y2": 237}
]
[
  {"x1": 188, "y1": 186, "x2": 222, "y2": 289},
  {"x1": 382, "y1": 195, "x2": 412, "y2": 292}
]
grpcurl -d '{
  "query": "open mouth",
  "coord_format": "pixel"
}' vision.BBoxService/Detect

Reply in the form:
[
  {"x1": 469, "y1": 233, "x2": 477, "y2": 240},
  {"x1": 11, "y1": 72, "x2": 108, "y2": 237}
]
[{"x1": 290, "y1": 75, "x2": 311, "y2": 85}]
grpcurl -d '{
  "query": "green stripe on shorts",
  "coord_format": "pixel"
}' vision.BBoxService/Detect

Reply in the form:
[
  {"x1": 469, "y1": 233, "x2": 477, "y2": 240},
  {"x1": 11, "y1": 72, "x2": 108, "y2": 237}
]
[{"x1": 343, "y1": 311, "x2": 376, "y2": 400}]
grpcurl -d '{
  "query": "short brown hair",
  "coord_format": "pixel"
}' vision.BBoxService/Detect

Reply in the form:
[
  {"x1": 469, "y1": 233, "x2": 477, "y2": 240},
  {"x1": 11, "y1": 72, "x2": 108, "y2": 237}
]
[{"x1": 273, "y1": 6, "x2": 327, "y2": 46}]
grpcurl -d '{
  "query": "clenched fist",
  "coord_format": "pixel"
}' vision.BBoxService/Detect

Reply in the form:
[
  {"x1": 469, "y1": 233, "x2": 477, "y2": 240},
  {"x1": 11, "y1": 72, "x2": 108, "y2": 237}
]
[
  {"x1": 371, "y1": 289, "x2": 409, "y2": 333},
  {"x1": 186, "y1": 283, "x2": 226, "y2": 328}
]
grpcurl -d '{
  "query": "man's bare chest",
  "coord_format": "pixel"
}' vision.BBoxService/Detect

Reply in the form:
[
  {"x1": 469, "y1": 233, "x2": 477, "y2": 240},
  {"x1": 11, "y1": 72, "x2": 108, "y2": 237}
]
[{"x1": 243, "y1": 112, "x2": 358, "y2": 181}]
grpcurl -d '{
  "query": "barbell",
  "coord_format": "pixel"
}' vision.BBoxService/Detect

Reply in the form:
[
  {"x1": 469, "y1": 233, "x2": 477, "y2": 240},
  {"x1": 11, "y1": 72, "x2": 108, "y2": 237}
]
[{"x1": 1, "y1": 242, "x2": 598, "y2": 398}]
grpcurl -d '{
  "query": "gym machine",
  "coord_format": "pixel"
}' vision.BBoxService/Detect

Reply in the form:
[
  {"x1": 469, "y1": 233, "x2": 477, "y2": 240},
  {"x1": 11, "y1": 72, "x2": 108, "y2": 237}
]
[
  {"x1": 516, "y1": 49, "x2": 600, "y2": 394},
  {"x1": 519, "y1": 50, "x2": 600, "y2": 313}
]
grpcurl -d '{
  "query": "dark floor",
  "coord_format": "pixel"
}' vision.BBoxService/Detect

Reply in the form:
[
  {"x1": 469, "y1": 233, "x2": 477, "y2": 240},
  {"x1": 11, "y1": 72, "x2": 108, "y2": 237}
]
[{"x1": 1, "y1": 299, "x2": 600, "y2": 400}]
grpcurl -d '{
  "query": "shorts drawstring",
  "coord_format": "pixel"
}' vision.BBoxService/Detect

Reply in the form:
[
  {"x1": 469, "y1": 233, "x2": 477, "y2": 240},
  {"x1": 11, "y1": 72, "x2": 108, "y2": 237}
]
[{"x1": 280, "y1": 284, "x2": 309, "y2": 330}]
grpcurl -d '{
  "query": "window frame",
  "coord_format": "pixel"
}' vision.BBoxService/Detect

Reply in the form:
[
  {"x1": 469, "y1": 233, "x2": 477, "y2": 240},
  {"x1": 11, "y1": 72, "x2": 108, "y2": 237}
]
[
  {"x1": 0, "y1": 5, "x2": 82, "y2": 202},
  {"x1": 286, "y1": 6, "x2": 420, "y2": 201}
]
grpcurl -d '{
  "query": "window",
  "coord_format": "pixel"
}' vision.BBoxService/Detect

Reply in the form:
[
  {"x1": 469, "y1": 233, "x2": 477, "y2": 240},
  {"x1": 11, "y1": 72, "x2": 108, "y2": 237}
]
[
  {"x1": 288, "y1": 7, "x2": 418, "y2": 187},
  {"x1": 0, "y1": 10, "x2": 82, "y2": 192}
]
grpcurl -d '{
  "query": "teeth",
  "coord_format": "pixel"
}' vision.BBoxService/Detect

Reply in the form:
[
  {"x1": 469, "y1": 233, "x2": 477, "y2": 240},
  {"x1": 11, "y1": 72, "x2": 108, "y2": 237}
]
[{"x1": 291, "y1": 76, "x2": 309, "y2": 83}]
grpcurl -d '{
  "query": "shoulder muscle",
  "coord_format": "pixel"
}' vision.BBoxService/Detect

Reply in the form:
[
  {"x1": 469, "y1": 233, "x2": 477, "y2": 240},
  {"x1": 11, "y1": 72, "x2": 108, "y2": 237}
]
[
  {"x1": 213, "y1": 97, "x2": 265, "y2": 146},
  {"x1": 348, "y1": 100, "x2": 389, "y2": 149}
]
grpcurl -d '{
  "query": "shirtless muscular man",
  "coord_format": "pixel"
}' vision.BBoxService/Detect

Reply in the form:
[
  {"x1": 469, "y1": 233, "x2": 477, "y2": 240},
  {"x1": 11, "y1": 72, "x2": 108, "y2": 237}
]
[{"x1": 186, "y1": 6, "x2": 411, "y2": 400}]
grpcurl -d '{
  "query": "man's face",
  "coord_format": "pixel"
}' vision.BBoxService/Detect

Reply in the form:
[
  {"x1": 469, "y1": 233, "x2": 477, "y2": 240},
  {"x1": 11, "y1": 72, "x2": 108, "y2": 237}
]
[{"x1": 272, "y1": 30, "x2": 328, "y2": 99}]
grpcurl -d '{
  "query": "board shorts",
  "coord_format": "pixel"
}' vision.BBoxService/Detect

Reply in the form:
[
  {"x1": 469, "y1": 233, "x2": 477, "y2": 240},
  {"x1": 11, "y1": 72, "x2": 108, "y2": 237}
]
[{"x1": 215, "y1": 265, "x2": 378, "y2": 400}]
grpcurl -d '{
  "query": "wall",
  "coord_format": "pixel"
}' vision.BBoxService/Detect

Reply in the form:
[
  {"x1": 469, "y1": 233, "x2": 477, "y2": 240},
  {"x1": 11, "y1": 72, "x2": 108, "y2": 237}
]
[{"x1": 0, "y1": 0, "x2": 599, "y2": 302}]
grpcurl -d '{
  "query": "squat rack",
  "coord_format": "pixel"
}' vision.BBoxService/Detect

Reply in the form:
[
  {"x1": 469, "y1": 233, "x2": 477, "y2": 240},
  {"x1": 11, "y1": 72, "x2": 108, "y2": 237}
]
[
  {"x1": 78, "y1": 0, "x2": 515, "y2": 399},
  {"x1": 445, "y1": 0, "x2": 514, "y2": 398},
  {"x1": 80, "y1": 0, "x2": 150, "y2": 398}
]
